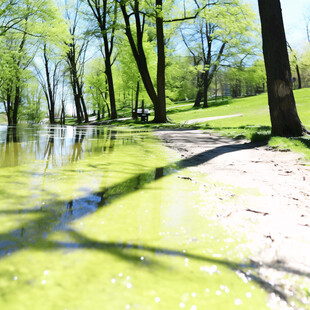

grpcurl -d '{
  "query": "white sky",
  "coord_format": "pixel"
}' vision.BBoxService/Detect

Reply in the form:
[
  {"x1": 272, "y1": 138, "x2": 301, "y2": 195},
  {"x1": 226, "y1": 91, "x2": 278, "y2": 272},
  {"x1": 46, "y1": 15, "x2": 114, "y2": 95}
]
[{"x1": 245, "y1": 0, "x2": 310, "y2": 49}]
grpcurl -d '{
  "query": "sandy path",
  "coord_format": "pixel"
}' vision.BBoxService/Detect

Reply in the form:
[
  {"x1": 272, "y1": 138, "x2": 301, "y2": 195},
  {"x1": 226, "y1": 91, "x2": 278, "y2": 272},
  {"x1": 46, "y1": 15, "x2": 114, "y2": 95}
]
[{"x1": 156, "y1": 129, "x2": 310, "y2": 309}]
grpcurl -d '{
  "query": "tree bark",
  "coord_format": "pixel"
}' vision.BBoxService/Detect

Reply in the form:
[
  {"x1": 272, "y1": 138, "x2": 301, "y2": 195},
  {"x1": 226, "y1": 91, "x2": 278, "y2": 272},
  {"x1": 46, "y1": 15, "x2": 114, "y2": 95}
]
[
  {"x1": 133, "y1": 81, "x2": 139, "y2": 120},
  {"x1": 154, "y1": 0, "x2": 167, "y2": 123},
  {"x1": 76, "y1": 79, "x2": 88, "y2": 122},
  {"x1": 194, "y1": 89, "x2": 203, "y2": 108},
  {"x1": 104, "y1": 55, "x2": 117, "y2": 119},
  {"x1": 258, "y1": 0, "x2": 303, "y2": 136},
  {"x1": 12, "y1": 85, "x2": 20, "y2": 125},
  {"x1": 296, "y1": 64, "x2": 302, "y2": 89},
  {"x1": 203, "y1": 72, "x2": 209, "y2": 108},
  {"x1": 6, "y1": 92, "x2": 12, "y2": 126},
  {"x1": 43, "y1": 45, "x2": 56, "y2": 124}
]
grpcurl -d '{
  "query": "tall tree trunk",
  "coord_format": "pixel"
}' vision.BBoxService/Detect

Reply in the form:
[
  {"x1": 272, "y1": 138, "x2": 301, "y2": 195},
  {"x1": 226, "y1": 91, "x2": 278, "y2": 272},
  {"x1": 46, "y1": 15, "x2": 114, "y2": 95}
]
[
  {"x1": 77, "y1": 80, "x2": 88, "y2": 122},
  {"x1": 71, "y1": 76, "x2": 82, "y2": 124},
  {"x1": 12, "y1": 85, "x2": 20, "y2": 125},
  {"x1": 6, "y1": 93, "x2": 12, "y2": 126},
  {"x1": 43, "y1": 45, "x2": 56, "y2": 125},
  {"x1": 296, "y1": 64, "x2": 302, "y2": 89},
  {"x1": 154, "y1": 0, "x2": 167, "y2": 123},
  {"x1": 61, "y1": 100, "x2": 66, "y2": 125},
  {"x1": 203, "y1": 71, "x2": 209, "y2": 108},
  {"x1": 104, "y1": 45, "x2": 117, "y2": 120},
  {"x1": 194, "y1": 89, "x2": 203, "y2": 108},
  {"x1": 133, "y1": 81, "x2": 139, "y2": 120},
  {"x1": 258, "y1": 0, "x2": 303, "y2": 136}
]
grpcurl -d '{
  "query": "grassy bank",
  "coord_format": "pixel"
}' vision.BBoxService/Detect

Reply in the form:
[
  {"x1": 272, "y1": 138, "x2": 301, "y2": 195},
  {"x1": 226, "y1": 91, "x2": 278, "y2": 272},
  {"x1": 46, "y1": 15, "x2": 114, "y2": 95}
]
[
  {"x1": 169, "y1": 89, "x2": 310, "y2": 160},
  {"x1": 110, "y1": 89, "x2": 310, "y2": 160}
]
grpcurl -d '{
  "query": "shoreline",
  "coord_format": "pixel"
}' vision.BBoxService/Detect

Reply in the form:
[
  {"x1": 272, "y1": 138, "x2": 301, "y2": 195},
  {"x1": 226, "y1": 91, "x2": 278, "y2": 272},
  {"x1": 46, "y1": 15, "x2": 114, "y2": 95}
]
[{"x1": 156, "y1": 128, "x2": 310, "y2": 309}]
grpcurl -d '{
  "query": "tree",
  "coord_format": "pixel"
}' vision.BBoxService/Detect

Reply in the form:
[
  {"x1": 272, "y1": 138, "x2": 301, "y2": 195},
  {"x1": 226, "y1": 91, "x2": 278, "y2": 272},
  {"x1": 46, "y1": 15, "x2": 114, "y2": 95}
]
[
  {"x1": 34, "y1": 43, "x2": 62, "y2": 124},
  {"x1": 0, "y1": 28, "x2": 33, "y2": 125},
  {"x1": 119, "y1": 0, "x2": 168, "y2": 122},
  {"x1": 19, "y1": 77, "x2": 45, "y2": 124},
  {"x1": 0, "y1": 0, "x2": 33, "y2": 36},
  {"x1": 85, "y1": 58, "x2": 110, "y2": 119},
  {"x1": 0, "y1": 0, "x2": 69, "y2": 125},
  {"x1": 115, "y1": 34, "x2": 153, "y2": 118},
  {"x1": 299, "y1": 46, "x2": 310, "y2": 88},
  {"x1": 165, "y1": 55, "x2": 197, "y2": 102},
  {"x1": 224, "y1": 59, "x2": 266, "y2": 97},
  {"x1": 181, "y1": 0, "x2": 258, "y2": 108},
  {"x1": 85, "y1": 0, "x2": 118, "y2": 119},
  {"x1": 64, "y1": 0, "x2": 89, "y2": 123},
  {"x1": 258, "y1": 0, "x2": 304, "y2": 137},
  {"x1": 287, "y1": 43, "x2": 302, "y2": 89}
]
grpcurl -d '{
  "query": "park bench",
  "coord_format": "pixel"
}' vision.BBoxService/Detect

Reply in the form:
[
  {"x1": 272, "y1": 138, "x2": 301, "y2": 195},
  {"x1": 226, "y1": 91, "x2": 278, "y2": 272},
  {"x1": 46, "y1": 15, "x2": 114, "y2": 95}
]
[{"x1": 132, "y1": 108, "x2": 150, "y2": 122}]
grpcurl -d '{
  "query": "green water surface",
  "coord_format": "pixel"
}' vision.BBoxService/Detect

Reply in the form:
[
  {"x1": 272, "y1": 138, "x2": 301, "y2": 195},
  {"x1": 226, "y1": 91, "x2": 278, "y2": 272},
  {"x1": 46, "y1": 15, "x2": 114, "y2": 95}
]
[{"x1": 0, "y1": 125, "x2": 269, "y2": 310}]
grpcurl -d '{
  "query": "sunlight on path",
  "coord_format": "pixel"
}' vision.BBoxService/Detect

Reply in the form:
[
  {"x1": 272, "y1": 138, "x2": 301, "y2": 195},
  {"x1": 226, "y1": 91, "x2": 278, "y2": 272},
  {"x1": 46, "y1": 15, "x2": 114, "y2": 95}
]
[{"x1": 183, "y1": 114, "x2": 243, "y2": 125}]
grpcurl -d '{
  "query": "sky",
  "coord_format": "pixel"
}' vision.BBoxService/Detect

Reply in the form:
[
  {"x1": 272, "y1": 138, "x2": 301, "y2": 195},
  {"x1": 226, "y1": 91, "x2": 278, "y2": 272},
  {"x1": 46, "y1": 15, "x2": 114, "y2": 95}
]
[{"x1": 245, "y1": 0, "x2": 310, "y2": 50}]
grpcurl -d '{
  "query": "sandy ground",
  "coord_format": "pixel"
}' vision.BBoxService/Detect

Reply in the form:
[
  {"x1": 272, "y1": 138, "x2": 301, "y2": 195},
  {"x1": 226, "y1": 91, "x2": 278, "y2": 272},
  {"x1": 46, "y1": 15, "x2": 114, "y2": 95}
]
[{"x1": 156, "y1": 129, "x2": 310, "y2": 309}]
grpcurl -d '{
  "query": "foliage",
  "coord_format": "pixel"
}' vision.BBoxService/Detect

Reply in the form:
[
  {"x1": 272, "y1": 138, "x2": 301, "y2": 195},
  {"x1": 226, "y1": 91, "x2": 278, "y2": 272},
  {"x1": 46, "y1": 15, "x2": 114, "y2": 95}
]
[
  {"x1": 19, "y1": 78, "x2": 46, "y2": 123},
  {"x1": 165, "y1": 55, "x2": 197, "y2": 102},
  {"x1": 85, "y1": 58, "x2": 107, "y2": 115}
]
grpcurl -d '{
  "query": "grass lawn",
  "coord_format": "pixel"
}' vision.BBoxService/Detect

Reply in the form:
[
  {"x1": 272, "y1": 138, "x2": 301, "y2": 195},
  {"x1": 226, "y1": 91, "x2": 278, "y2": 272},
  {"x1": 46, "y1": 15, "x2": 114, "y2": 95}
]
[
  {"x1": 0, "y1": 113, "x2": 7, "y2": 124},
  {"x1": 168, "y1": 88, "x2": 310, "y2": 160}
]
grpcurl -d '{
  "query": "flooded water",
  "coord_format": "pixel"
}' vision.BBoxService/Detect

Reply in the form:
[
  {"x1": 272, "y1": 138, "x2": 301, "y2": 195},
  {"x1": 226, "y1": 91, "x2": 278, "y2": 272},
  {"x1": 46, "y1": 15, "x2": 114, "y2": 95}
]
[{"x1": 0, "y1": 125, "x2": 269, "y2": 309}]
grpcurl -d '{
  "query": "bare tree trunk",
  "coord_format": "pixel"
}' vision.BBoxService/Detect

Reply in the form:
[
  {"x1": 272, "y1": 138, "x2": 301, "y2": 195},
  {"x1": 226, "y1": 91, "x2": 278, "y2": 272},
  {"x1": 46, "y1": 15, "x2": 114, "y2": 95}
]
[
  {"x1": 43, "y1": 45, "x2": 56, "y2": 124},
  {"x1": 154, "y1": 0, "x2": 167, "y2": 123},
  {"x1": 104, "y1": 55, "x2": 117, "y2": 119},
  {"x1": 258, "y1": 0, "x2": 303, "y2": 136},
  {"x1": 203, "y1": 72, "x2": 209, "y2": 108},
  {"x1": 12, "y1": 85, "x2": 20, "y2": 125},
  {"x1": 6, "y1": 92, "x2": 12, "y2": 126},
  {"x1": 194, "y1": 89, "x2": 203, "y2": 108},
  {"x1": 77, "y1": 80, "x2": 88, "y2": 122},
  {"x1": 296, "y1": 64, "x2": 302, "y2": 89},
  {"x1": 133, "y1": 81, "x2": 139, "y2": 120},
  {"x1": 72, "y1": 79, "x2": 83, "y2": 124}
]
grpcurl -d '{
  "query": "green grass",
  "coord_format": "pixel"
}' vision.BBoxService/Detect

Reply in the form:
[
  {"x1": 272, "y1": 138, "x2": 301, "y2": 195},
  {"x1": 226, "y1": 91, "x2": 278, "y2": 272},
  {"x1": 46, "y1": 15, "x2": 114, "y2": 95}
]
[
  {"x1": 269, "y1": 136, "x2": 310, "y2": 160},
  {"x1": 0, "y1": 113, "x2": 7, "y2": 124},
  {"x1": 111, "y1": 89, "x2": 310, "y2": 160},
  {"x1": 165, "y1": 89, "x2": 310, "y2": 160},
  {"x1": 169, "y1": 90, "x2": 310, "y2": 128}
]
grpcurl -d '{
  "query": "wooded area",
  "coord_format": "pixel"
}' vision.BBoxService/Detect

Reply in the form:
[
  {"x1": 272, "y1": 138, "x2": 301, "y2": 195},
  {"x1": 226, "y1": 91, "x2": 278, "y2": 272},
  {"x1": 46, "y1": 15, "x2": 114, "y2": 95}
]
[{"x1": 0, "y1": 0, "x2": 310, "y2": 136}]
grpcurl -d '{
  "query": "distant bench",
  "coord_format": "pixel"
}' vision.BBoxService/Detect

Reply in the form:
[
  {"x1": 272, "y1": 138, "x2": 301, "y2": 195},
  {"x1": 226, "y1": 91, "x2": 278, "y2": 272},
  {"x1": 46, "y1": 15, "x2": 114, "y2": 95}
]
[{"x1": 132, "y1": 108, "x2": 150, "y2": 122}]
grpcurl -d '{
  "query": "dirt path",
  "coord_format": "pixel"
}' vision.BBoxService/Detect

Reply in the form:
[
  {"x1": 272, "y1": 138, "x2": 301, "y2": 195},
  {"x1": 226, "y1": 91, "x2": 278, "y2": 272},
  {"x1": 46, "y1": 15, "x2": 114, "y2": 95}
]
[{"x1": 156, "y1": 129, "x2": 310, "y2": 309}]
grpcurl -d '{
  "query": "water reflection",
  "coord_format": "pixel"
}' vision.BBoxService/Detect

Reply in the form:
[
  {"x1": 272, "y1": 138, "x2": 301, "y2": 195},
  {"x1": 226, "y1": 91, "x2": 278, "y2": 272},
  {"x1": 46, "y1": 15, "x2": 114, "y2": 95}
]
[
  {"x1": 0, "y1": 126, "x2": 291, "y2": 308},
  {"x1": 0, "y1": 125, "x2": 166, "y2": 257},
  {"x1": 0, "y1": 125, "x2": 145, "y2": 168},
  {"x1": 0, "y1": 165, "x2": 168, "y2": 258}
]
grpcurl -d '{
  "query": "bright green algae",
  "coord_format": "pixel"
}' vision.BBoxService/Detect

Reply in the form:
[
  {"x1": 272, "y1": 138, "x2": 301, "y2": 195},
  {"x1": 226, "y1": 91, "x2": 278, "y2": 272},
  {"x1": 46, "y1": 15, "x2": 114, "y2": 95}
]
[{"x1": 0, "y1": 125, "x2": 269, "y2": 310}]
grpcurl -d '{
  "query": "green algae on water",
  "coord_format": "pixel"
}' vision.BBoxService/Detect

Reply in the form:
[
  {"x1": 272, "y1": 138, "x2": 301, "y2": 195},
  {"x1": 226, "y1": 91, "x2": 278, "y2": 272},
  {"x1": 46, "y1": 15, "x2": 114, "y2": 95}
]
[{"x1": 0, "y1": 125, "x2": 269, "y2": 310}]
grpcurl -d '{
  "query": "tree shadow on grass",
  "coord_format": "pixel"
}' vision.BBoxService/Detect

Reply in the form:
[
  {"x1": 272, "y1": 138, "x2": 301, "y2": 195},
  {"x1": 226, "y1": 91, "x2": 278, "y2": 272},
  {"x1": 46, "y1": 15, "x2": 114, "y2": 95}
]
[{"x1": 295, "y1": 136, "x2": 310, "y2": 149}]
